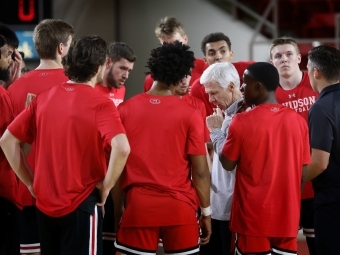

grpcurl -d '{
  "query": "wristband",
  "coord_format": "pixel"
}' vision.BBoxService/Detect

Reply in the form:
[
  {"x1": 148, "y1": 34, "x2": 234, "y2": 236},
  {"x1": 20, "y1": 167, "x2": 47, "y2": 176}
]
[{"x1": 201, "y1": 206, "x2": 212, "y2": 216}]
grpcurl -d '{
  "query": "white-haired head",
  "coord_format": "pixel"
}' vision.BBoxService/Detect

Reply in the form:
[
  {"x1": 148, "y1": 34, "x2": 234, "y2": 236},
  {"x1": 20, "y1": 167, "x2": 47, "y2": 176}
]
[
  {"x1": 200, "y1": 62, "x2": 242, "y2": 110},
  {"x1": 200, "y1": 62, "x2": 240, "y2": 89}
]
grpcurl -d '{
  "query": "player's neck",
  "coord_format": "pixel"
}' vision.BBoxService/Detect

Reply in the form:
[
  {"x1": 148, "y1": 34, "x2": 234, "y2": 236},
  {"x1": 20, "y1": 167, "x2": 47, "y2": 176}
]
[
  {"x1": 36, "y1": 59, "x2": 63, "y2": 70},
  {"x1": 279, "y1": 70, "x2": 303, "y2": 90},
  {"x1": 256, "y1": 92, "x2": 278, "y2": 106},
  {"x1": 147, "y1": 81, "x2": 173, "y2": 96}
]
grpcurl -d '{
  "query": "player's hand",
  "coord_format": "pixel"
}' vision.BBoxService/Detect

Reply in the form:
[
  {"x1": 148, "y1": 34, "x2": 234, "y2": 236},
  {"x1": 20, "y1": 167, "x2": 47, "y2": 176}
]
[
  {"x1": 206, "y1": 108, "x2": 224, "y2": 131},
  {"x1": 199, "y1": 215, "x2": 212, "y2": 245},
  {"x1": 25, "y1": 93, "x2": 36, "y2": 108},
  {"x1": 96, "y1": 180, "x2": 111, "y2": 206},
  {"x1": 9, "y1": 50, "x2": 23, "y2": 82}
]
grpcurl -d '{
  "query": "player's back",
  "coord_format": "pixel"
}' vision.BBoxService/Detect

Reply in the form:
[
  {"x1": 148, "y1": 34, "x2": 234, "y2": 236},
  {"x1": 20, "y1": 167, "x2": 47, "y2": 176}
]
[
  {"x1": 227, "y1": 104, "x2": 310, "y2": 236},
  {"x1": 118, "y1": 93, "x2": 206, "y2": 205},
  {"x1": 8, "y1": 69, "x2": 68, "y2": 116},
  {"x1": 7, "y1": 68, "x2": 69, "y2": 206},
  {"x1": 12, "y1": 82, "x2": 124, "y2": 217}
]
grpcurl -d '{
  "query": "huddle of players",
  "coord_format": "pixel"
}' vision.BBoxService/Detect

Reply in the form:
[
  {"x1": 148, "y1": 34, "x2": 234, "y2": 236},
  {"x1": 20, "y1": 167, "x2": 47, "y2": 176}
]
[{"x1": 0, "y1": 16, "x2": 340, "y2": 255}]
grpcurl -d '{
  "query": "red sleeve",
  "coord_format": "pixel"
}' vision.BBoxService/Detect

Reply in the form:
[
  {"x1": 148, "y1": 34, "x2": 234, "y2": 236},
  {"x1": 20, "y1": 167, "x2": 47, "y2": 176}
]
[
  {"x1": 187, "y1": 110, "x2": 206, "y2": 155},
  {"x1": 143, "y1": 74, "x2": 154, "y2": 92},
  {"x1": 190, "y1": 58, "x2": 207, "y2": 87},
  {"x1": 7, "y1": 98, "x2": 36, "y2": 144},
  {"x1": 222, "y1": 114, "x2": 244, "y2": 161},
  {"x1": 232, "y1": 61, "x2": 255, "y2": 84},
  {"x1": 96, "y1": 100, "x2": 126, "y2": 144},
  {"x1": 190, "y1": 79, "x2": 214, "y2": 116},
  {"x1": 0, "y1": 88, "x2": 14, "y2": 136},
  {"x1": 196, "y1": 100, "x2": 210, "y2": 142}
]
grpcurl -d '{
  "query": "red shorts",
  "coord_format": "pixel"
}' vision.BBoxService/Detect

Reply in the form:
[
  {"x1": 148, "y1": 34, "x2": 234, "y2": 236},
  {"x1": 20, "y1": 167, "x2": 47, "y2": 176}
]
[
  {"x1": 115, "y1": 224, "x2": 200, "y2": 254},
  {"x1": 235, "y1": 233, "x2": 297, "y2": 255}
]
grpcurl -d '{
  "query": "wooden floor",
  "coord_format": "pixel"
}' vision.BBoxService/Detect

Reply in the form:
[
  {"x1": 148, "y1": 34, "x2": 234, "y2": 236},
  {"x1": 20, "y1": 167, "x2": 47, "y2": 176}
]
[{"x1": 298, "y1": 239, "x2": 309, "y2": 255}]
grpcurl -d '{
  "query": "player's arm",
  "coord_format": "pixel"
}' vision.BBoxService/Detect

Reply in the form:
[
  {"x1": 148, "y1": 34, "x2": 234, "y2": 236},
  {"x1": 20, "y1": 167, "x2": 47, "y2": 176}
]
[
  {"x1": 305, "y1": 104, "x2": 331, "y2": 182},
  {"x1": 97, "y1": 134, "x2": 130, "y2": 206},
  {"x1": 303, "y1": 148, "x2": 329, "y2": 182},
  {"x1": 191, "y1": 154, "x2": 211, "y2": 245},
  {"x1": 0, "y1": 129, "x2": 35, "y2": 197},
  {"x1": 219, "y1": 155, "x2": 237, "y2": 171}
]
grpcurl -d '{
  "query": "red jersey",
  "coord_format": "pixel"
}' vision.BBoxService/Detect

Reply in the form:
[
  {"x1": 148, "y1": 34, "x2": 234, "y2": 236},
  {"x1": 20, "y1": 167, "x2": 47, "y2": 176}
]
[
  {"x1": 8, "y1": 69, "x2": 69, "y2": 116},
  {"x1": 118, "y1": 94, "x2": 206, "y2": 226},
  {"x1": 0, "y1": 87, "x2": 21, "y2": 209},
  {"x1": 275, "y1": 71, "x2": 318, "y2": 199},
  {"x1": 222, "y1": 104, "x2": 310, "y2": 237},
  {"x1": 181, "y1": 94, "x2": 209, "y2": 142},
  {"x1": 190, "y1": 61, "x2": 255, "y2": 116},
  {"x1": 143, "y1": 58, "x2": 206, "y2": 92},
  {"x1": 8, "y1": 83, "x2": 125, "y2": 217},
  {"x1": 94, "y1": 84, "x2": 126, "y2": 107},
  {"x1": 7, "y1": 68, "x2": 69, "y2": 206}
]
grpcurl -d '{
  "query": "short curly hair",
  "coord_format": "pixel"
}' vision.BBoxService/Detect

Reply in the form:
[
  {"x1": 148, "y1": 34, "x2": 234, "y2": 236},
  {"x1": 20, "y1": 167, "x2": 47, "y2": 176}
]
[
  {"x1": 146, "y1": 41, "x2": 195, "y2": 86},
  {"x1": 62, "y1": 35, "x2": 107, "y2": 83}
]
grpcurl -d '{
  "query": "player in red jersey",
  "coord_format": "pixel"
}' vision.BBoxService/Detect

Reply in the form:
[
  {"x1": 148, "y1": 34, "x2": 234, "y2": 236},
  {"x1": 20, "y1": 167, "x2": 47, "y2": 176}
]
[
  {"x1": 114, "y1": 42, "x2": 211, "y2": 255},
  {"x1": 270, "y1": 37, "x2": 318, "y2": 255},
  {"x1": 143, "y1": 16, "x2": 206, "y2": 93},
  {"x1": 190, "y1": 32, "x2": 254, "y2": 117},
  {"x1": 7, "y1": 19, "x2": 74, "y2": 255},
  {"x1": 0, "y1": 35, "x2": 21, "y2": 255},
  {"x1": 0, "y1": 35, "x2": 130, "y2": 255},
  {"x1": 95, "y1": 42, "x2": 136, "y2": 107},
  {"x1": 220, "y1": 62, "x2": 310, "y2": 254},
  {"x1": 169, "y1": 74, "x2": 211, "y2": 171},
  {"x1": 94, "y1": 42, "x2": 136, "y2": 254}
]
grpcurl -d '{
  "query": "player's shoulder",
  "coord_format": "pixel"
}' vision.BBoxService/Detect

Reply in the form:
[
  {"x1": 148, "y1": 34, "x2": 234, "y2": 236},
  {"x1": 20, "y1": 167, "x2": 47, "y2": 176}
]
[
  {"x1": 232, "y1": 61, "x2": 255, "y2": 70},
  {"x1": 194, "y1": 58, "x2": 207, "y2": 68}
]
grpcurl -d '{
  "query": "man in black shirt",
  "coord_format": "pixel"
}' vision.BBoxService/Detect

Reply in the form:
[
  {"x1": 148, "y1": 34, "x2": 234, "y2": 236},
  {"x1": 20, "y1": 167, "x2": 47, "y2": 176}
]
[{"x1": 304, "y1": 45, "x2": 340, "y2": 255}]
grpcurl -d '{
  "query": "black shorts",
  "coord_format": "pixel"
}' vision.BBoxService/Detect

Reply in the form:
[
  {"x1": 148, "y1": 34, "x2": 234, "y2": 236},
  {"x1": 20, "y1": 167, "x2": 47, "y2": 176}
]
[
  {"x1": 0, "y1": 196, "x2": 20, "y2": 255},
  {"x1": 314, "y1": 200, "x2": 340, "y2": 254},
  {"x1": 102, "y1": 196, "x2": 116, "y2": 255},
  {"x1": 300, "y1": 198, "x2": 315, "y2": 237},
  {"x1": 16, "y1": 205, "x2": 40, "y2": 253},
  {"x1": 36, "y1": 189, "x2": 103, "y2": 255}
]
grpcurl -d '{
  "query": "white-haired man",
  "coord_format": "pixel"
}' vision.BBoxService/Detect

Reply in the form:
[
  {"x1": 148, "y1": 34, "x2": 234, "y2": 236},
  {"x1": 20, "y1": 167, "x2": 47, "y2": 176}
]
[{"x1": 200, "y1": 62, "x2": 242, "y2": 255}]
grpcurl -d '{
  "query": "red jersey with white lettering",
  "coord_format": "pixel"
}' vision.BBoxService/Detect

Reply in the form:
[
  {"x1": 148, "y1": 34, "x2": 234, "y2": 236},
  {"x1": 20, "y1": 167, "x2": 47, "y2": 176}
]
[
  {"x1": 0, "y1": 86, "x2": 21, "y2": 209},
  {"x1": 222, "y1": 104, "x2": 310, "y2": 237},
  {"x1": 118, "y1": 93, "x2": 206, "y2": 226},
  {"x1": 181, "y1": 94, "x2": 209, "y2": 142},
  {"x1": 143, "y1": 58, "x2": 206, "y2": 92},
  {"x1": 8, "y1": 69, "x2": 69, "y2": 206},
  {"x1": 275, "y1": 71, "x2": 318, "y2": 199},
  {"x1": 94, "y1": 84, "x2": 126, "y2": 107},
  {"x1": 8, "y1": 83, "x2": 125, "y2": 217},
  {"x1": 190, "y1": 61, "x2": 255, "y2": 116}
]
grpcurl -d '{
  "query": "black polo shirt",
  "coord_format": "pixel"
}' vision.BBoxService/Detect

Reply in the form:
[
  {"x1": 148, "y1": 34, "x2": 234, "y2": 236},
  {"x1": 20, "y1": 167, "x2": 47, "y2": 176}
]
[{"x1": 309, "y1": 83, "x2": 340, "y2": 207}]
